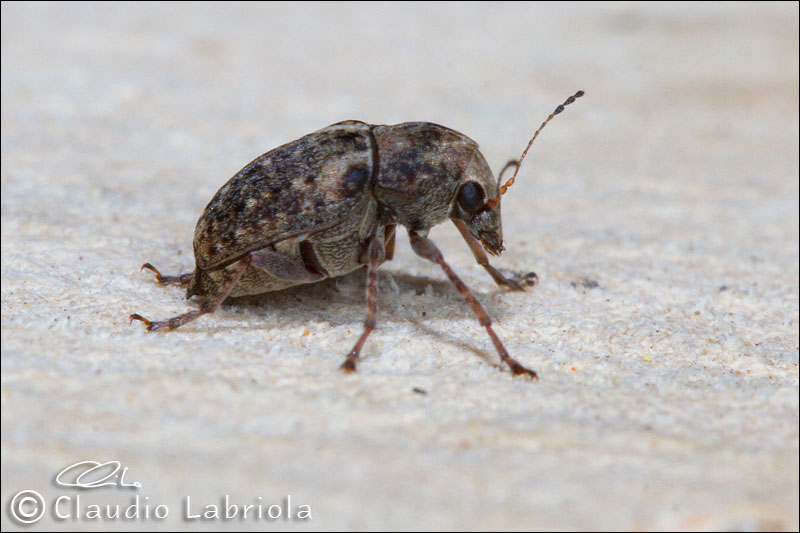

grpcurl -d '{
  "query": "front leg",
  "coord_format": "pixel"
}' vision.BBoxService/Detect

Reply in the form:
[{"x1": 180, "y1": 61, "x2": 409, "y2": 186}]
[
  {"x1": 340, "y1": 235, "x2": 385, "y2": 372},
  {"x1": 409, "y1": 230, "x2": 537, "y2": 379},
  {"x1": 452, "y1": 219, "x2": 526, "y2": 291}
]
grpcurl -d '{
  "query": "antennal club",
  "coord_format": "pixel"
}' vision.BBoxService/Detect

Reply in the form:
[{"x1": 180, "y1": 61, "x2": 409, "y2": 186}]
[{"x1": 484, "y1": 90, "x2": 584, "y2": 209}]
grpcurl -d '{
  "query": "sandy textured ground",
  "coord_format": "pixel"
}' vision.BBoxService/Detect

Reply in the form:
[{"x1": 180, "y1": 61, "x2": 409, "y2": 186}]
[{"x1": 2, "y1": 3, "x2": 798, "y2": 531}]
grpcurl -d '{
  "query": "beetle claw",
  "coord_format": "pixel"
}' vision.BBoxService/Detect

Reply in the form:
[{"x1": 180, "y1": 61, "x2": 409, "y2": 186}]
[
  {"x1": 129, "y1": 313, "x2": 155, "y2": 331},
  {"x1": 497, "y1": 269, "x2": 538, "y2": 291},
  {"x1": 140, "y1": 262, "x2": 168, "y2": 283},
  {"x1": 141, "y1": 262, "x2": 159, "y2": 275},
  {"x1": 510, "y1": 362, "x2": 539, "y2": 380},
  {"x1": 501, "y1": 278, "x2": 526, "y2": 292},
  {"x1": 339, "y1": 361, "x2": 357, "y2": 373}
]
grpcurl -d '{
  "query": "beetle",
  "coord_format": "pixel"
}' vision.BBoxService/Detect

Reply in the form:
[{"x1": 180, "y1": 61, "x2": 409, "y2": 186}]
[{"x1": 130, "y1": 91, "x2": 584, "y2": 378}]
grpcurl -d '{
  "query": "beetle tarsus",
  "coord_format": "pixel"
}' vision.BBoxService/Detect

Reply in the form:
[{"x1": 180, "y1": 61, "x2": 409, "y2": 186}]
[
  {"x1": 129, "y1": 313, "x2": 155, "y2": 331},
  {"x1": 496, "y1": 269, "x2": 539, "y2": 291},
  {"x1": 509, "y1": 360, "x2": 539, "y2": 379},
  {"x1": 130, "y1": 313, "x2": 185, "y2": 332},
  {"x1": 519, "y1": 271, "x2": 539, "y2": 287},
  {"x1": 140, "y1": 262, "x2": 192, "y2": 287},
  {"x1": 340, "y1": 358, "x2": 358, "y2": 373},
  {"x1": 130, "y1": 310, "x2": 204, "y2": 331},
  {"x1": 492, "y1": 273, "x2": 526, "y2": 292}
]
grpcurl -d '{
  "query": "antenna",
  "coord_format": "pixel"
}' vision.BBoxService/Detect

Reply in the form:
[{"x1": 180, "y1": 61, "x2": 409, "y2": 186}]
[
  {"x1": 484, "y1": 90, "x2": 584, "y2": 209},
  {"x1": 496, "y1": 160, "x2": 520, "y2": 185}
]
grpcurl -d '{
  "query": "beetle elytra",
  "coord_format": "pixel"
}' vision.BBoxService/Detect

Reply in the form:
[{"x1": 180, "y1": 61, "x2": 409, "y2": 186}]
[{"x1": 130, "y1": 91, "x2": 585, "y2": 378}]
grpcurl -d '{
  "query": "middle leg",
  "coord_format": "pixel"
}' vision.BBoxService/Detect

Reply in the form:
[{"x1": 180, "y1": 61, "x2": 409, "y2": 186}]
[{"x1": 340, "y1": 235, "x2": 385, "y2": 372}]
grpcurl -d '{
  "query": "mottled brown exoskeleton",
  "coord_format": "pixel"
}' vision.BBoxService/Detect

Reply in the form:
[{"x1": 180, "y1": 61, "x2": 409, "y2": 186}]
[{"x1": 130, "y1": 91, "x2": 585, "y2": 378}]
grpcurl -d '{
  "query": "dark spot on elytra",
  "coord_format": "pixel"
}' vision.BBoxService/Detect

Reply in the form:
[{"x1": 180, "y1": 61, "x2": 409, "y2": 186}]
[
  {"x1": 256, "y1": 201, "x2": 277, "y2": 220},
  {"x1": 304, "y1": 174, "x2": 316, "y2": 184},
  {"x1": 268, "y1": 181, "x2": 285, "y2": 195},
  {"x1": 314, "y1": 198, "x2": 325, "y2": 211},
  {"x1": 336, "y1": 131, "x2": 367, "y2": 149},
  {"x1": 343, "y1": 164, "x2": 369, "y2": 197},
  {"x1": 220, "y1": 230, "x2": 237, "y2": 247},
  {"x1": 321, "y1": 131, "x2": 368, "y2": 157},
  {"x1": 284, "y1": 194, "x2": 302, "y2": 215},
  {"x1": 230, "y1": 197, "x2": 247, "y2": 216},
  {"x1": 420, "y1": 126, "x2": 444, "y2": 146}
]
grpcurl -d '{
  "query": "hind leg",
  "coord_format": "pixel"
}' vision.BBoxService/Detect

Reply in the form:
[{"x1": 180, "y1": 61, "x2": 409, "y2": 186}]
[
  {"x1": 130, "y1": 256, "x2": 251, "y2": 331},
  {"x1": 140, "y1": 262, "x2": 193, "y2": 287}
]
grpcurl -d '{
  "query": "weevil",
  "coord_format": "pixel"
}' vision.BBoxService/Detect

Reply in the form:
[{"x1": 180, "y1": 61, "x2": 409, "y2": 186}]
[{"x1": 130, "y1": 90, "x2": 584, "y2": 377}]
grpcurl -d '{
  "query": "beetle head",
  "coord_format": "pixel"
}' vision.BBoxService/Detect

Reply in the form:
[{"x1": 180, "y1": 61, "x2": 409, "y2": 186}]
[
  {"x1": 471, "y1": 90, "x2": 585, "y2": 254},
  {"x1": 372, "y1": 91, "x2": 585, "y2": 257},
  {"x1": 447, "y1": 151, "x2": 506, "y2": 255}
]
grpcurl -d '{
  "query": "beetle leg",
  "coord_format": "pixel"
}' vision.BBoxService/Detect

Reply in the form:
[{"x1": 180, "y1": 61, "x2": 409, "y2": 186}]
[
  {"x1": 130, "y1": 255, "x2": 251, "y2": 331},
  {"x1": 341, "y1": 235, "x2": 385, "y2": 372},
  {"x1": 383, "y1": 224, "x2": 396, "y2": 261},
  {"x1": 140, "y1": 262, "x2": 193, "y2": 287},
  {"x1": 408, "y1": 230, "x2": 537, "y2": 379},
  {"x1": 452, "y1": 219, "x2": 527, "y2": 291}
]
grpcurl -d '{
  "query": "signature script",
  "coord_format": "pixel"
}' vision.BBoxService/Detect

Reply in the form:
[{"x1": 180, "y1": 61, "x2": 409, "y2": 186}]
[{"x1": 55, "y1": 460, "x2": 141, "y2": 489}]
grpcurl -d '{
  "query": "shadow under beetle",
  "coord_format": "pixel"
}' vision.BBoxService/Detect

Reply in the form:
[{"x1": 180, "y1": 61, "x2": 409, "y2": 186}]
[{"x1": 130, "y1": 91, "x2": 585, "y2": 378}]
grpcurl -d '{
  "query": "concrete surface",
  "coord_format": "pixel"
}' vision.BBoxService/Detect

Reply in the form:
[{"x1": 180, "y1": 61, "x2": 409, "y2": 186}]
[{"x1": 2, "y1": 2, "x2": 798, "y2": 531}]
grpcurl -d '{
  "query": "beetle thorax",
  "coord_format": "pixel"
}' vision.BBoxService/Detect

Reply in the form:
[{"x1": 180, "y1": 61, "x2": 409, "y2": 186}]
[{"x1": 370, "y1": 122, "x2": 503, "y2": 251}]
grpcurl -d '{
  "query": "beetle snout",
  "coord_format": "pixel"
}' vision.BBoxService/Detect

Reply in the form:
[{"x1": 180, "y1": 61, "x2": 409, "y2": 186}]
[{"x1": 466, "y1": 206, "x2": 504, "y2": 256}]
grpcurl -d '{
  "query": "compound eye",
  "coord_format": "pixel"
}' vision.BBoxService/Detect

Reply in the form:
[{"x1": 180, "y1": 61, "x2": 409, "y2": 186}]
[{"x1": 456, "y1": 181, "x2": 485, "y2": 215}]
